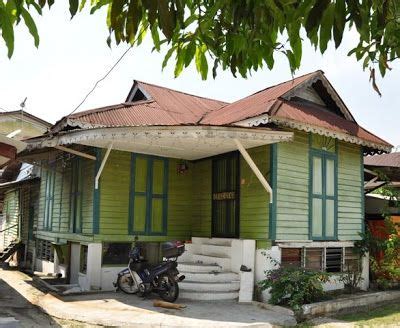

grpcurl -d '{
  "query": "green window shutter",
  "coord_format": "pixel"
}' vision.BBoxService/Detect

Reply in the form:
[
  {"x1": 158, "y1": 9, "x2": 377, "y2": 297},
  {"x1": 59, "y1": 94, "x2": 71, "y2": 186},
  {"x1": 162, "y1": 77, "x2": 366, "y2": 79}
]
[
  {"x1": 129, "y1": 154, "x2": 168, "y2": 235},
  {"x1": 310, "y1": 143, "x2": 337, "y2": 240}
]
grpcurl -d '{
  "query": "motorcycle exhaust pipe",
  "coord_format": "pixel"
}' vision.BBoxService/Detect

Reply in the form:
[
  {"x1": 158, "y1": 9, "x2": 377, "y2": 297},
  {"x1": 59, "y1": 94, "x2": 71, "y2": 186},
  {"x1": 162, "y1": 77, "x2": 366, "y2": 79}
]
[{"x1": 177, "y1": 275, "x2": 185, "y2": 282}]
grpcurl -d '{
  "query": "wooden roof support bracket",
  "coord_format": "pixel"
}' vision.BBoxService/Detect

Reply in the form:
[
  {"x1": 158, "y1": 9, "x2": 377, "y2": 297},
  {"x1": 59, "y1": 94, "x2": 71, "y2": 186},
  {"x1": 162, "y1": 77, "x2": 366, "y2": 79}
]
[
  {"x1": 95, "y1": 142, "x2": 113, "y2": 189},
  {"x1": 54, "y1": 145, "x2": 96, "y2": 161},
  {"x1": 233, "y1": 138, "x2": 273, "y2": 203}
]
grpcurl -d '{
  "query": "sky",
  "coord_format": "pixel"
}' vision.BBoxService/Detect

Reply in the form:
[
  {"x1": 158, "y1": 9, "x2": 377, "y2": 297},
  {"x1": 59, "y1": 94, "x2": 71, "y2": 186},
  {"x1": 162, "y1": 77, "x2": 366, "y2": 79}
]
[{"x1": 0, "y1": 2, "x2": 399, "y2": 148}]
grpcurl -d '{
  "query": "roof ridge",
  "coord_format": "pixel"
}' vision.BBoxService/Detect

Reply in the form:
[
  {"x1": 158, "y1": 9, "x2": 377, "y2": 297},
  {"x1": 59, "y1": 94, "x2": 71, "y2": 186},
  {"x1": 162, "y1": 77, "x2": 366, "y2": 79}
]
[
  {"x1": 238, "y1": 70, "x2": 322, "y2": 101},
  {"x1": 69, "y1": 100, "x2": 156, "y2": 118},
  {"x1": 136, "y1": 80, "x2": 229, "y2": 105}
]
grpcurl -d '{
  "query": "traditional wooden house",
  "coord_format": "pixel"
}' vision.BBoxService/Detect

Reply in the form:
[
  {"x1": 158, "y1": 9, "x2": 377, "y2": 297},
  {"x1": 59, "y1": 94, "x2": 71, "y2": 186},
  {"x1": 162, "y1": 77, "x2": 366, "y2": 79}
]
[
  {"x1": 20, "y1": 71, "x2": 391, "y2": 301},
  {"x1": 0, "y1": 110, "x2": 51, "y2": 266}
]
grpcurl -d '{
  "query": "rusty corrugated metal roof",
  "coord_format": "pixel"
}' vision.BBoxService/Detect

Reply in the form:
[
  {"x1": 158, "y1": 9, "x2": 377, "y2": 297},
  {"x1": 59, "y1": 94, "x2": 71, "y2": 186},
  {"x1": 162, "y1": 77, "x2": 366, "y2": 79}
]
[
  {"x1": 200, "y1": 71, "x2": 317, "y2": 125},
  {"x1": 364, "y1": 152, "x2": 400, "y2": 167},
  {"x1": 272, "y1": 100, "x2": 392, "y2": 148},
  {"x1": 47, "y1": 71, "x2": 391, "y2": 151},
  {"x1": 68, "y1": 100, "x2": 178, "y2": 127}
]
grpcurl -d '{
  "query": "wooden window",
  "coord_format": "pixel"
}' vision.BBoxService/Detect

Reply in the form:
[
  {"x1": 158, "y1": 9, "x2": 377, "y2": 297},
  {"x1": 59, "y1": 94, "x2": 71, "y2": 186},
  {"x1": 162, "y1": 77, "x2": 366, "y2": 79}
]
[
  {"x1": 281, "y1": 248, "x2": 302, "y2": 268},
  {"x1": 69, "y1": 158, "x2": 83, "y2": 233},
  {"x1": 36, "y1": 239, "x2": 54, "y2": 262},
  {"x1": 305, "y1": 248, "x2": 323, "y2": 270},
  {"x1": 44, "y1": 167, "x2": 56, "y2": 231},
  {"x1": 310, "y1": 143, "x2": 337, "y2": 240},
  {"x1": 129, "y1": 154, "x2": 168, "y2": 235},
  {"x1": 102, "y1": 242, "x2": 131, "y2": 265}
]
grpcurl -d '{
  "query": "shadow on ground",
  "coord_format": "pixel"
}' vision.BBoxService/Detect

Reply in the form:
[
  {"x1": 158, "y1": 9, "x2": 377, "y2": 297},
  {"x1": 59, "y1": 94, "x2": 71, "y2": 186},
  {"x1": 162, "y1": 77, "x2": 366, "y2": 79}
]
[
  {"x1": 60, "y1": 291, "x2": 295, "y2": 326},
  {"x1": 0, "y1": 278, "x2": 60, "y2": 327}
]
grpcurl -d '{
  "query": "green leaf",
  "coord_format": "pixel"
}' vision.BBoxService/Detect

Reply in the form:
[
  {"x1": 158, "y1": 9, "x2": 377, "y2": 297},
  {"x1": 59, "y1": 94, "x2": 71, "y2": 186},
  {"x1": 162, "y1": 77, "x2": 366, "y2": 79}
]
[
  {"x1": 69, "y1": 0, "x2": 79, "y2": 18},
  {"x1": 162, "y1": 46, "x2": 176, "y2": 70},
  {"x1": 195, "y1": 45, "x2": 208, "y2": 80},
  {"x1": 333, "y1": 0, "x2": 346, "y2": 48},
  {"x1": 305, "y1": 0, "x2": 330, "y2": 35},
  {"x1": 0, "y1": 5, "x2": 15, "y2": 58},
  {"x1": 319, "y1": 3, "x2": 335, "y2": 54},
  {"x1": 21, "y1": 7, "x2": 39, "y2": 47},
  {"x1": 184, "y1": 41, "x2": 195, "y2": 67},
  {"x1": 174, "y1": 48, "x2": 185, "y2": 77},
  {"x1": 151, "y1": 24, "x2": 160, "y2": 51},
  {"x1": 158, "y1": 0, "x2": 175, "y2": 40},
  {"x1": 110, "y1": 0, "x2": 124, "y2": 28}
]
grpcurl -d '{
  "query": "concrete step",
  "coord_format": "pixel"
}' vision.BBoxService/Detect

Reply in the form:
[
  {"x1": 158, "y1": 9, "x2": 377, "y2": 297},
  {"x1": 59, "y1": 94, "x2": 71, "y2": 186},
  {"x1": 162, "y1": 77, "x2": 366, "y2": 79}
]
[
  {"x1": 201, "y1": 244, "x2": 232, "y2": 258},
  {"x1": 180, "y1": 290, "x2": 239, "y2": 301},
  {"x1": 179, "y1": 280, "x2": 240, "y2": 292},
  {"x1": 178, "y1": 262, "x2": 222, "y2": 273},
  {"x1": 191, "y1": 237, "x2": 232, "y2": 246},
  {"x1": 183, "y1": 271, "x2": 239, "y2": 283},
  {"x1": 192, "y1": 254, "x2": 231, "y2": 270}
]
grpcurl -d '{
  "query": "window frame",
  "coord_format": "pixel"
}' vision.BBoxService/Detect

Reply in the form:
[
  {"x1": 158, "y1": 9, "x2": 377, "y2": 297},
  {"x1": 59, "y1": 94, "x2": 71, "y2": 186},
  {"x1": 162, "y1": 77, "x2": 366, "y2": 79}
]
[
  {"x1": 309, "y1": 140, "x2": 338, "y2": 241},
  {"x1": 128, "y1": 154, "x2": 169, "y2": 236},
  {"x1": 44, "y1": 165, "x2": 56, "y2": 231}
]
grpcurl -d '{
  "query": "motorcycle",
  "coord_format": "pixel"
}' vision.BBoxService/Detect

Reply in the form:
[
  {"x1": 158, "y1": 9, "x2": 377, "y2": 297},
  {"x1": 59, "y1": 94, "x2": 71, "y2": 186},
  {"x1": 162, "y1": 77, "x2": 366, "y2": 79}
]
[{"x1": 114, "y1": 241, "x2": 185, "y2": 302}]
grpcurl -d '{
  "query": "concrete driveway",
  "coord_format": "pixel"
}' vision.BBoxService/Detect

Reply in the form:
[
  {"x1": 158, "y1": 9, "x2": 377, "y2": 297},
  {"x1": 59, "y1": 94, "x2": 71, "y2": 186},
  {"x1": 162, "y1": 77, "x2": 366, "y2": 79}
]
[{"x1": 0, "y1": 267, "x2": 296, "y2": 327}]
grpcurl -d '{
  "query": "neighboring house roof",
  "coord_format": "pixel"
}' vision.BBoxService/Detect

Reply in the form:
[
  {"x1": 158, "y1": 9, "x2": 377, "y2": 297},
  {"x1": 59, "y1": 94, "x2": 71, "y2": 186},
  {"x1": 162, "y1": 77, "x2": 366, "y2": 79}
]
[
  {"x1": 0, "y1": 110, "x2": 52, "y2": 129},
  {"x1": 32, "y1": 71, "x2": 392, "y2": 153},
  {"x1": 364, "y1": 152, "x2": 400, "y2": 168}
]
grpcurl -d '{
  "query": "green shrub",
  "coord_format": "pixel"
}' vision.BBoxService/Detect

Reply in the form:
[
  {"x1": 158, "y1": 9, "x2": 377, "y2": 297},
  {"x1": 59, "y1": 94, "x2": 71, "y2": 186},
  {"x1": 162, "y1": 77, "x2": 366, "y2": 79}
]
[{"x1": 259, "y1": 267, "x2": 329, "y2": 311}]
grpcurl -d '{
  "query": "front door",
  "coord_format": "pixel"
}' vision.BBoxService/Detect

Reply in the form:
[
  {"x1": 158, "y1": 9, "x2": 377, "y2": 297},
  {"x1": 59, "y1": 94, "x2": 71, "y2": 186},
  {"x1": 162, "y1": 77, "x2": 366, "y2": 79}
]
[{"x1": 212, "y1": 152, "x2": 239, "y2": 238}]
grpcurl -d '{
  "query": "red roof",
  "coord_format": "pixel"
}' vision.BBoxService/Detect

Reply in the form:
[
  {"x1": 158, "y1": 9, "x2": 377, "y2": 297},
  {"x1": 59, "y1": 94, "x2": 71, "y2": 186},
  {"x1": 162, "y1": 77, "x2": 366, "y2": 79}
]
[{"x1": 50, "y1": 71, "x2": 392, "y2": 151}]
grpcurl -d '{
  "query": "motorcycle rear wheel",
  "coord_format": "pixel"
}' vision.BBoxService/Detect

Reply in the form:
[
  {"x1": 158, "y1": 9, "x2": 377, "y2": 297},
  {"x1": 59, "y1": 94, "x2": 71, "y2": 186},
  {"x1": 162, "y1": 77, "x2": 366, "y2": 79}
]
[
  {"x1": 158, "y1": 273, "x2": 179, "y2": 303},
  {"x1": 117, "y1": 272, "x2": 138, "y2": 294}
]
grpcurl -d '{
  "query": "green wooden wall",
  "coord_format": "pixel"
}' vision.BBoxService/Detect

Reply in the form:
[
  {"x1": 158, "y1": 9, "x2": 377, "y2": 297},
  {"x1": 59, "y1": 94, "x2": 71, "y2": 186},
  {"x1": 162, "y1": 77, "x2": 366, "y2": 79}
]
[
  {"x1": 275, "y1": 132, "x2": 310, "y2": 240},
  {"x1": 337, "y1": 141, "x2": 363, "y2": 240},
  {"x1": 273, "y1": 131, "x2": 363, "y2": 241},
  {"x1": 36, "y1": 154, "x2": 95, "y2": 243},
  {"x1": 33, "y1": 133, "x2": 364, "y2": 246},
  {"x1": 2, "y1": 190, "x2": 19, "y2": 247},
  {"x1": 240, "y1": 146, "x2": 270, "y2": 246}
]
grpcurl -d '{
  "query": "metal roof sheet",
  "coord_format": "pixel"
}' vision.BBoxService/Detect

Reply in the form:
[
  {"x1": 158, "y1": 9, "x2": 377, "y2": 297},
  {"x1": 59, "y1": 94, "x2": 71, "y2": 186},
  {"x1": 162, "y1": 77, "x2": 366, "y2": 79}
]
[{"x1": 364, "y1": 152, "x2": 400, "y2": 167}]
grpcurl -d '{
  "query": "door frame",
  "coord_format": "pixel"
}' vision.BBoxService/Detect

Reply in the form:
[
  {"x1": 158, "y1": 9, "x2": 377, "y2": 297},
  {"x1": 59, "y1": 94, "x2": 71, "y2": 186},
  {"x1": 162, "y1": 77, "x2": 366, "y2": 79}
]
[{"x1": 211, "y1": 151, "x2": 240, "y2": 238}]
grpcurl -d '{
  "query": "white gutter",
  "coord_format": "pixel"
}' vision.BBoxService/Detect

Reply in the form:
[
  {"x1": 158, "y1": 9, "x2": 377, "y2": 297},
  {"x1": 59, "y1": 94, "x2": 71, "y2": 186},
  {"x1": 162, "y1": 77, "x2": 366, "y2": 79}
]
[
  {"x1": 95, "y1": 143, "x2": 113, "y2": 189},
  {"x1": 234, "y1": 138, "x2": 273, "y2": 203}
]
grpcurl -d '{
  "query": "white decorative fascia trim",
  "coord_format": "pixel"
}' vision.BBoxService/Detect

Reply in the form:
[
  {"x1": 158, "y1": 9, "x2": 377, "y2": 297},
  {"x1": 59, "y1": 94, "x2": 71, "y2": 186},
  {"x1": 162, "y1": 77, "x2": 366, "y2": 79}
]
[
  {"x1": 26, "y1": 126, "x2": 294, "y2": 150},
  {"x1": 235, "y1": 114, "x2": 391, "y2": 153},
  {"x1": 270, "y1": 116, "x2": 391, "y2": 153}
]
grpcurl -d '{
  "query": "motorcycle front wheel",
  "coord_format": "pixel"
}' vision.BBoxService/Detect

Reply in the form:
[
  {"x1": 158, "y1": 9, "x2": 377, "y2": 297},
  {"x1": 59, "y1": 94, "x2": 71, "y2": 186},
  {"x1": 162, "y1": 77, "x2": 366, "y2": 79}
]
[
  {"x1": 117, "y1": 272, "x2": 138, "y2": 294},
  {"x1": 157, "y1": 273, "x2": 179, "y2": 302}
]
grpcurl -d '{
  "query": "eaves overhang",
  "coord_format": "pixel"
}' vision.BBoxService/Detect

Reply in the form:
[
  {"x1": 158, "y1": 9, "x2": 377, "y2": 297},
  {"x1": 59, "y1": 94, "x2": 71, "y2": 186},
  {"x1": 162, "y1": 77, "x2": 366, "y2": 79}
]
[
  {"x1": 234, "y1": 114, "x2": 392, "y2": 154},
  {"x1": 25, "y1": 125, "x2": 294, "y2": 161}
]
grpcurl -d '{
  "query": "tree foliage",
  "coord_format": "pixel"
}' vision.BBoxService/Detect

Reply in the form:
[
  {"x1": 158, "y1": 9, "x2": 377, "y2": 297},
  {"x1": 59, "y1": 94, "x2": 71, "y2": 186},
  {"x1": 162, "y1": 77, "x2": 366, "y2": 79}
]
[{"x1": 1, "y1": 0, "x2": 400, "y2": 81}]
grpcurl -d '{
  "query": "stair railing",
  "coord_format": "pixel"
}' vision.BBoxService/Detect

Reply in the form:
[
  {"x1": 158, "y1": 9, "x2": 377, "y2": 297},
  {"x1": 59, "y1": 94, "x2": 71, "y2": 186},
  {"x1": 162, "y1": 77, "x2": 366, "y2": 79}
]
[{"x1": 0, "y1": 223, "x2": 19, "y2": 233}]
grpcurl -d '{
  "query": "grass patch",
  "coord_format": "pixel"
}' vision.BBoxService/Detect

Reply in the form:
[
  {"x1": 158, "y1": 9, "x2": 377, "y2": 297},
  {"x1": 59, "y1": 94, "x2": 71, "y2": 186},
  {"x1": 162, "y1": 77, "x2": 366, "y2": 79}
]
[
  {"x1": 334, "y1": 302, "x2": 400, "y2": 327},
  {"x1": 296, "y1": 302, "x2": 400, "y2": 327}
]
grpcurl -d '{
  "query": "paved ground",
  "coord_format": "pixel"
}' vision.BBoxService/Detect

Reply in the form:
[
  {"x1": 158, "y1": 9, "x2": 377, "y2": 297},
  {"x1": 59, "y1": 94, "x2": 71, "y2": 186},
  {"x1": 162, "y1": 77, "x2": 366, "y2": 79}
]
[
  {"x1": 0, "y1": 267, "x2": 296, "y2": 327},
  {"x1": 0, "y1": 273, "x2": 99, "y2": 327}
]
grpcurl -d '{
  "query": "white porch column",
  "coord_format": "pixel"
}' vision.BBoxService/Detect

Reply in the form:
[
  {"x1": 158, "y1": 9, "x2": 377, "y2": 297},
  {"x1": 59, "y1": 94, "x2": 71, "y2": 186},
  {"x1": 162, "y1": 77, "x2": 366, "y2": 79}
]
[{"x1": 86, "y1": 243, "x2": 102, "y2": 290}]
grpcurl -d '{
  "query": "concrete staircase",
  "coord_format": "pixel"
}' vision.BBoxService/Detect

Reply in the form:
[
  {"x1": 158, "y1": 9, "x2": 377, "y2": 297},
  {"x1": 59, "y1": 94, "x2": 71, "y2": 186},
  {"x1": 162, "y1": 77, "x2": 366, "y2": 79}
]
[{"x1": 178, "y1": 238, "x2": 240, "y2": 301}]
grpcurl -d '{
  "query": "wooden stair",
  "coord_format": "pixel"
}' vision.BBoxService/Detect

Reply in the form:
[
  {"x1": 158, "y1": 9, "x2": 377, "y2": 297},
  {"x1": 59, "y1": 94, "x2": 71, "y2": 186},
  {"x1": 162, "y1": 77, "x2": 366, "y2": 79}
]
[{"x1": 0, "y1": 239, "x2": 22, "y2": 262}]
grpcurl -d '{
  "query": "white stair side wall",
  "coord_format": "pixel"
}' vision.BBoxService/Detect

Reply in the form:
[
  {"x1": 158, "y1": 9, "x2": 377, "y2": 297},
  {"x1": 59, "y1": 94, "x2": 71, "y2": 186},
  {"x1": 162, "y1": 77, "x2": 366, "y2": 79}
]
[{"x1": 238, "y1": 239, "x2": 256, "y2": 303}]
